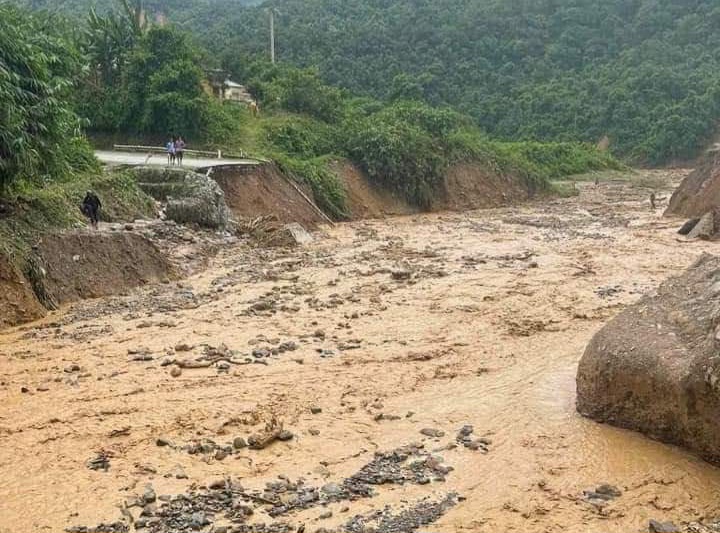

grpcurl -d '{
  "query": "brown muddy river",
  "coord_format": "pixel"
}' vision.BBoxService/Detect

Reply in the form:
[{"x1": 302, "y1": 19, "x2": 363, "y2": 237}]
[{"x1": 1, "y1": 170, "x2": 719, "y2": 533}]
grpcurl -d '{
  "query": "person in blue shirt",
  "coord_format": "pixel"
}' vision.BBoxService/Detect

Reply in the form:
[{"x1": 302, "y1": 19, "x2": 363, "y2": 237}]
[{"x1": 166, "y1": 138, "x2": 176, "y2": 165}]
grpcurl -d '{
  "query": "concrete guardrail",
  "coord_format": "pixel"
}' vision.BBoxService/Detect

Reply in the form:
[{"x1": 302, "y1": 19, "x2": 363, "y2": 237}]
[{"x1": 113, "y1": 144, "x2": 247, "y2": 159}]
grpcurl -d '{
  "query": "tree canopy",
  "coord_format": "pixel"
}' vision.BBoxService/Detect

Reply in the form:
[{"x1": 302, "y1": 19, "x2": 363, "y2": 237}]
[
  {"x1": 0, "y1": 4, "x2": 95, "y2": 188},
  {"x1": 12, "y1": 0, "x2": 720, "y2": 163},
  {"x1": 174, "y1": 0, "x2": 720, "y2": 164},
  {"x1": 1, "y1": 0, "x2": 623, "y2": 208}
]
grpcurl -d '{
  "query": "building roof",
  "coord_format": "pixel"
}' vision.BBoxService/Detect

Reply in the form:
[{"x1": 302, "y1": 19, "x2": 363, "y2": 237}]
[{"x1": 224, "y1": 80, "x2": 245, "y2": 88}]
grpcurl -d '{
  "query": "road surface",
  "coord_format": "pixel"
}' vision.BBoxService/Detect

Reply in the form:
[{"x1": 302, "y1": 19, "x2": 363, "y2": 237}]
[{"x1": 95, "y1": 150, "x2": 261, "y2": 169}]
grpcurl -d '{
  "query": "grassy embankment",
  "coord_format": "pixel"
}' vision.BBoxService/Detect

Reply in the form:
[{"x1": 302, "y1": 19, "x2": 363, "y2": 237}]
[
  {"x1": 0, "y1": 169, "x2": 155, "y2": 271},
  {"x1": 204, "y1": 104, "x2": 625, "y2": 218}
]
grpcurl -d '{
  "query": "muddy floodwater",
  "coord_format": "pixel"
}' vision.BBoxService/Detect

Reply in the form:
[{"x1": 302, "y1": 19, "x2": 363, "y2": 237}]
[{"x1": 1, "y1": 171, "x2": 719, "y2": 533}]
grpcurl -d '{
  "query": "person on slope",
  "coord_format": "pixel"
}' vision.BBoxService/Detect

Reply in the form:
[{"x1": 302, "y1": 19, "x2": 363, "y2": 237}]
[
  {"x1": 81, "y1": 191, "x2": 102, "y2": 230},
  {"x1": 166, "y1": 137, "x2": 176, "y2": 165},
  {"x1": 175, "y1": 136, "x2": 186, "y2": 166}
]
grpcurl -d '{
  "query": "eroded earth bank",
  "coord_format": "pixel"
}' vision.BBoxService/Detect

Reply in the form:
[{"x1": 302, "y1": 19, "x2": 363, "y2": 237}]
[{"x1": 1, "y1": 171, "x2": 720, "y2": 533}]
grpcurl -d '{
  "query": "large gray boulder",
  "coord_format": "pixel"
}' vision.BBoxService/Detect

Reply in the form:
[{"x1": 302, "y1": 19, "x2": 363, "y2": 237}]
[
  {"x1": 666, "y1": 150, "x2": 720, "y2": 218},
  {"x1": 577, "y1": 253, "x2": 720, "y2": 465},
  {"x1": 130, "y1": 166, "x2": 229, "y2": 229}
]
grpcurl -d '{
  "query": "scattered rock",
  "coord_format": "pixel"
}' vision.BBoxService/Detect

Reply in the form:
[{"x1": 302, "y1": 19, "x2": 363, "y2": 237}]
[
  {"x1": 583, "y1": 483, "x2": 622, "y2": 505},
  {"x1": 142, "y1": 485, "x2": 157, "y2": 504},
  {"x1": 343, "y1": 493, "x2": 458, "y2": 533},
  {"x1": 215, "y1": 449, "x2": 228, "y2": 461},
  {"x1": 420, "y1": 428, "x2": 445, "y2": 438},
  {"x1": 391, "y1": 269, "x2": 412, "y2": 281},
  {"x1": 207, "y1": 478, "x2": 227, "y2": 490},
  {"x1": 678, "y1": 218, "x2": 700, "y2": 235},
  {"x1": 321, "y1": 483, "x2": 342, "y2": 496},
  {"x1": 649, "y1": 520, "x2": 680, "y2": 533},
  {"x1": 458, "y1": 425, "x2": 474, "y2": 437},
  {"x1": 687, "y1": 211, "x2": 715, "y2": 240},
  {"x1": 171, "y1": 466, "x2": 188, "y2": 479},
  {"x1": 131, "y1": 166, "x2": 230, "y2": 229},
  {"x1": 190, "y1": 511, "x2": 210, "y2": 529},
  {"x1": 87, "y1": 452, "x2": 111, "y2": 471},
  {"x1": 277, "y1": 430, "x2": 294, "y2": 441},
  {"x1": 174, "y1": 343, "x2": 193, "y2": 352},
  {"x1": 66, "y1": 521, "x2": 128, "y2": 533}
]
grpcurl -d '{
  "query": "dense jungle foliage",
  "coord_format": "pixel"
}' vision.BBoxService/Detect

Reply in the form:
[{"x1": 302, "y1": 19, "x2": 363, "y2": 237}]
[
  {"x1": 0, "y1": 4, "x2": 97, "y2": 189},
  {"x1": 2, "y1": 0, "x2": 623, "y2": 215},
  {"x1": 174, "y1": 0, "x2": 720, "y2": 164},
  {"x1": 12, "y1": 0, "x2": 720, "y2": 163}
]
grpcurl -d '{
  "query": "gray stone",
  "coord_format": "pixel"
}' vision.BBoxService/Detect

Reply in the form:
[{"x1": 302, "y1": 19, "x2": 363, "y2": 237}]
[
  {"x1": 649, "y1": 520, "x2": 680, "y2": 533},
  {"x1": 208, "y1": 478, "x2": 226, "y2": 490},
  {"x1": 458, "y1": 425, "x2": 474, "y2": 437},
  {"x1": 214, "y1": 449, "x2": 228, "y2": 461},
  {"x1": 595, "y1": 484, "x2": 622, "y2": 498},
  {"x1": 321, "y1": 483, "x2": 342, "y2": 496},
  {"x1": 678, "y1": 218, "x2": 700, "y2": 235},
  {"x1": 577, "y1": 253, "x2": 720, "y2": 465},
  {"x1": 277, "y1": 430, "x2": 294, "y2": 441},
  {"x1": 391, "y1": 269, "x2": 412, "y2": 280},
  {"x1": 420, "y1": 428, "x2": 445, "y2": 438},
  {"x1": 189, "y1": 511, "x2": 209, "y2": 529},
  {"x1": 142, "y1": 485, "x2": 156, "y2": 504},
  {"x1": 687, "y1": 211, "x2": 715, "y2": 240},
  {"x1": 130, "y1": 166, "x2": 230, "y2": 229}
]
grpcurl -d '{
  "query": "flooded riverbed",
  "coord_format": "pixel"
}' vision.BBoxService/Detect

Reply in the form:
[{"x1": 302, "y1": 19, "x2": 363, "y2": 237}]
[{"x1": 1, "y1": 170, "x2": 719, "y2": 533}]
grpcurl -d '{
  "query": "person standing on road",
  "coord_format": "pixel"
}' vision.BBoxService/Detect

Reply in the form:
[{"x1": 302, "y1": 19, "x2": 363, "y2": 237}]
[
  {"x1": 175, "y1": 136, "x2": 186, "y2": 166},
  {"x1": 81, "y1": 191, "x2": 102, "y2": 230},
  {"x1": 166, "y1": 137, "x2": 176, "y2": 165}
]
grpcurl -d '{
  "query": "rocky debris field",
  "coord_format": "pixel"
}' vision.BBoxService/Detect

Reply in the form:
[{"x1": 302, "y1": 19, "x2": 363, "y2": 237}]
[{"x1": 1, "y1": 170, "x2": 720, "y2": 533}]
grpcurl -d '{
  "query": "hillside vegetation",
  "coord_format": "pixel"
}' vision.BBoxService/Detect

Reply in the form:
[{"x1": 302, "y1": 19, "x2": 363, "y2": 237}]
[
  {"x1": 174, "y1": 0, "x2": 720, "y2": 164},
  {"x1": 12, "y1": 0, "x2": 720, "y2": 163},
  {"x1": 210, "y1": 62, "x2": 621, "y2": 217},
  {"x1": 14, "y1": 0, "x2": 258, "y2": 16},
  {"x1": 1, "y1": 1, "x2": 622, "y2": 226}
]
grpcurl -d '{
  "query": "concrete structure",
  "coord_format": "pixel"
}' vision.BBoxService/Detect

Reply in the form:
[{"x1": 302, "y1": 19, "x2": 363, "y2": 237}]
[
  {"x1": 223, "y1": 80, "x2": 255, "y2": 104},
  {"x1": 95, "y1": 150, "x2": 260, "y2": 170},
  {"x1": 204, "y1": 69, "x2": 255, "y2": 105}
]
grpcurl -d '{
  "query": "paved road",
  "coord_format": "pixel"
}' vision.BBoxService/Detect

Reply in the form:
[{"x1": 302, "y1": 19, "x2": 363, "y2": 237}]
[{"x1": 95, "y1": 150, "x2": 261, "y2": 169}]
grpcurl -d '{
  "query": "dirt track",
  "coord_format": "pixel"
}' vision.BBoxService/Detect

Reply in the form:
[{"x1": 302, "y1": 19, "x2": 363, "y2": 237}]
[{"x1": 2, "y1": 170, "x2": 720, "y2": 533}]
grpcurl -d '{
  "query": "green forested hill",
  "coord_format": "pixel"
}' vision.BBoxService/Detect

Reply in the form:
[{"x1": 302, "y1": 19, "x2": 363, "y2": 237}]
[
  {"x1": 14, "y1": 0, "x2": 257, "y2": 16},
  {"x1": 1, "y1": 0, "x2": 621, "y2": 218},
  {"x1": 10, "y1": 0, "x2": 720, "y2": 163},
  {"x1": 177, "y1": 0, "x2": 720, "y2": 164}
]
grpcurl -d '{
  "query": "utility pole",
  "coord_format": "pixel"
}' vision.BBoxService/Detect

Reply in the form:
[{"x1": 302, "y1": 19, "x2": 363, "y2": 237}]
[
  {"x1": 267, "y1": 7, "x2": 280, "y2": 64},
  {"x1": 269, "y1": 8, "x2": 275, "y2": 64}
]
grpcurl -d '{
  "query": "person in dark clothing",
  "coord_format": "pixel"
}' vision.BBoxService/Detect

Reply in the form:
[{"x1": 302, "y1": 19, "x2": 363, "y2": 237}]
[
  {"x1": 175, "y1": 136, "x2": 186, "y2": 165},
  {"x1": 82, "y1": 191, "x2": 102, "y2": 229}
]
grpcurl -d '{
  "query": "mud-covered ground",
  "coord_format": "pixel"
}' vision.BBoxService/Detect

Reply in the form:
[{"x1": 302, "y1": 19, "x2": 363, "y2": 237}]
[{"x1": 2, "y1": 171, "x2": 720, "y2": 533}]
